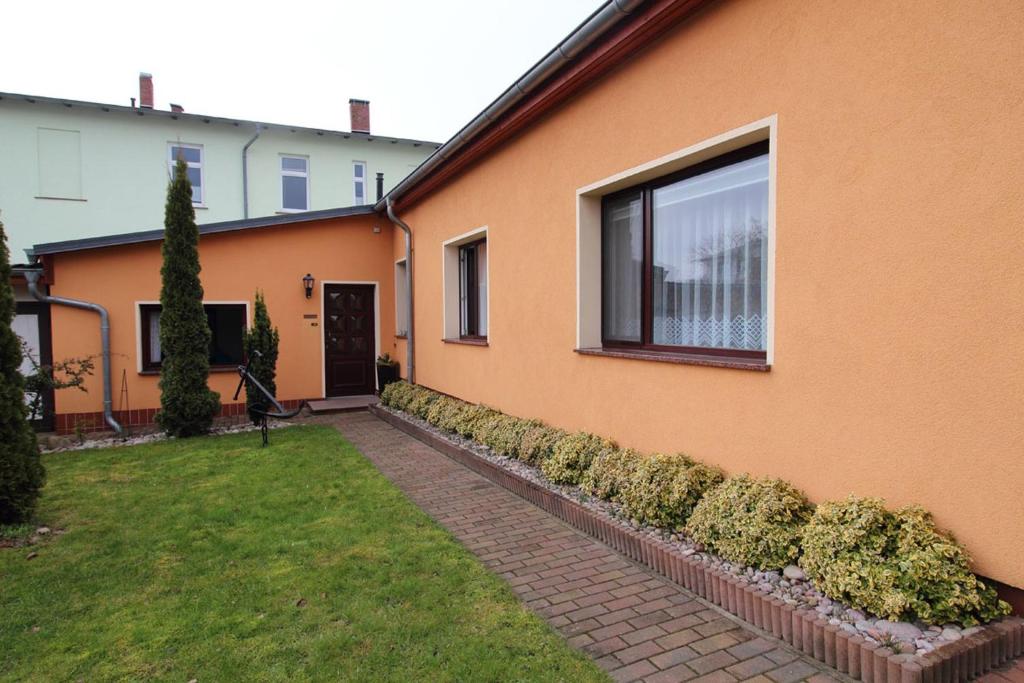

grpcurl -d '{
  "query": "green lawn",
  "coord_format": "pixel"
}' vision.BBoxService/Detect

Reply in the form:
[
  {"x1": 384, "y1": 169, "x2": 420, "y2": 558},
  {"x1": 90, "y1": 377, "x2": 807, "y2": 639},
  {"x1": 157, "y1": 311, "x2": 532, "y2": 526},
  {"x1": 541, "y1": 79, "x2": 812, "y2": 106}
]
[{"x1": 0, "y1": 425, "x2": 606, "y2": 682}]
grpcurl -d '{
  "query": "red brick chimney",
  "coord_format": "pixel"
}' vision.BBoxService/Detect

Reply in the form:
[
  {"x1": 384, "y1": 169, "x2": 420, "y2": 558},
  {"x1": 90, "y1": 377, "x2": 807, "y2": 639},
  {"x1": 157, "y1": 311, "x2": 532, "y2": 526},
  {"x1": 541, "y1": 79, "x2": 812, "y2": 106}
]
[
  {"x1": 139, "y1": 72, "x2": 154, "y2": 109},
  {"x1": 349, "y1": 99, "x2": 370, "y2": 134}
]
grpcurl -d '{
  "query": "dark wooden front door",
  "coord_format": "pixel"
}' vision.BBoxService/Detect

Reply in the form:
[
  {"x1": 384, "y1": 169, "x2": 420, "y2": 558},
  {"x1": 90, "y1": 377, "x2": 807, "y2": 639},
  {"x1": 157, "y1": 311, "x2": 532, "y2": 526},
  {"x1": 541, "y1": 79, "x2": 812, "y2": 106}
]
[{"x1": 324, "y1": 284, "x2": 376, "y2": 397}]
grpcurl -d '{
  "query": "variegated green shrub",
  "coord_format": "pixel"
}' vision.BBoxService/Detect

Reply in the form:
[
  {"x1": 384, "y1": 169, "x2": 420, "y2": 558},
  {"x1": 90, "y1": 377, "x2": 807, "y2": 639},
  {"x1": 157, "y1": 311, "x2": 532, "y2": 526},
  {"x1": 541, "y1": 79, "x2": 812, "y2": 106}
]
[
  {"x1": 469, "y1": 408, "x2": 510, "y2": 444},
  {"x1": 480, "y1": 416, "x2": 534, "y2": 459},
  {"x1": 425, "y1": 395, "x2": 470, "y2": 432},
  {"x1": 541, "y1": 432, "x2": 617, "y2": 485},
  {"x1": 380, "y1": 380, "x2": 413, "y2": 409},
  {"x1": 800, "y1": 497, "x2": 1011, "y2": 626},
  {"x1": 618, "y1": 453, "x2": 724, "y2": 530},
  {"x1": 404, "y1": 385, "x2": 439, "y2": 419},
  {"x1": 517, "y1": 423, "x2": 566, "y2": 465},
  {"x1": 450, "y1": 404, "x2": 497, "y2": 439},
  {"x1": 580, "y1": 448, "x2": 641, "y2": 501},
  {"x1": 687, "y1": 475, "x2": 812, "y2": 570}
]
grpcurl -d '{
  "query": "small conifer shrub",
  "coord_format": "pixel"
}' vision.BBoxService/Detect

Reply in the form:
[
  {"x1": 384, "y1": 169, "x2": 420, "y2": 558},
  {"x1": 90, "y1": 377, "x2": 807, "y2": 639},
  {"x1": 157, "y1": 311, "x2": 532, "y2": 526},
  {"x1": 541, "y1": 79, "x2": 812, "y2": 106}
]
[{"x1": 242, "y1": 290, "x2": 280, "y2": 424}]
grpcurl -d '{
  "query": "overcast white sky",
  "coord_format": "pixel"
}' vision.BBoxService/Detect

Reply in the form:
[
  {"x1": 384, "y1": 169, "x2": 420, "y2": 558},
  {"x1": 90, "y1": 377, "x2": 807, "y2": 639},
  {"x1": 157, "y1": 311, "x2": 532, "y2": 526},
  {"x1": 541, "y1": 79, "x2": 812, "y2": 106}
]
[{"x1": 2, "y1": 0, "x2": 603, "y2": 143}]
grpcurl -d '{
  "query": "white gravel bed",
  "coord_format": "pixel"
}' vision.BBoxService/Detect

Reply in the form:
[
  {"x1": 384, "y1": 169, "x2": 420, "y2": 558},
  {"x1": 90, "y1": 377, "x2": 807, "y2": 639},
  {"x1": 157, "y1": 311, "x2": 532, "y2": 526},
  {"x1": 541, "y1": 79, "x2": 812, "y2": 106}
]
[{"x1": 39, "y1": 420, "x2": 295, "y2": 454}]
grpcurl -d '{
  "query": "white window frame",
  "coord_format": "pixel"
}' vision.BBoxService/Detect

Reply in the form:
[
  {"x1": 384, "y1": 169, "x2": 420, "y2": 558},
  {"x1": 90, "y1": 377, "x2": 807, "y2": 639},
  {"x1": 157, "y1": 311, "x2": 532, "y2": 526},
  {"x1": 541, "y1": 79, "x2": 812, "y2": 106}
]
[
  {"x1": 442, "y1": 226, "x2": 489, "y2": 341},
  {"x1": 575, "y1": 115, "x2": 777, "y2": 363},
  {"x1": 395, "y1": 258, "x2": 409, "y2": 337},
  {"x1": 353, "y1": 161, "x2": 367, "y2": 205},
  {"x1": 280, "y1": 154, "x2": 310, "y2": 212},
  {"x1": 134, "y1": 300, "x2": 250, "y2": 373},
  {"x1": 167, "y1": 143, "x2": 205, "y2": 206}
]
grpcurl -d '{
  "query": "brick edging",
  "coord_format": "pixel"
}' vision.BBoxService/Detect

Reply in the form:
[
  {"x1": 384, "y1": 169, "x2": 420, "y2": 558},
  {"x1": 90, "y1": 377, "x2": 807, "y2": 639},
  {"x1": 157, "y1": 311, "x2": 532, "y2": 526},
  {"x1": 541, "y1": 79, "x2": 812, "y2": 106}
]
[{"x1": 369, "y1": 405, "x2": 1024, "y2": 683}]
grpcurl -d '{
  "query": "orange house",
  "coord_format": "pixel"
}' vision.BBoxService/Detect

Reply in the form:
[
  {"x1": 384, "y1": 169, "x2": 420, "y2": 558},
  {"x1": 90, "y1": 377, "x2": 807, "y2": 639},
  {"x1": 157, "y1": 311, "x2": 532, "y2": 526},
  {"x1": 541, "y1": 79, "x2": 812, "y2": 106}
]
[{"x1": 20, "y1": 0, "x2": 1024, "y2": 603}]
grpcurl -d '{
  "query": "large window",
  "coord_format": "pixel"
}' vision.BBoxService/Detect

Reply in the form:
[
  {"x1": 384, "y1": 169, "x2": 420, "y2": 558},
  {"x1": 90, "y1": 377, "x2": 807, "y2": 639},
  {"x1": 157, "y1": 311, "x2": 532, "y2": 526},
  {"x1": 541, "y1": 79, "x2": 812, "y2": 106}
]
[
  {"x1": 353, "y1": 161, "x2": 367, "y2": 204},
  {"x1": 458, "y1": 240, "x2": 488, "y2": 338},
  {"x1": 281, "y1": 155, "x2": 309, "y2": 211},
  {"x1": 602, "y1": 141, "x2": 769, "y2": 359},
  {"x1": 168, "y1": 143, "x2": 204, "y2": 205},
  {"x1": 140, "y1": 303, "x2": 246, "y2": 371}
]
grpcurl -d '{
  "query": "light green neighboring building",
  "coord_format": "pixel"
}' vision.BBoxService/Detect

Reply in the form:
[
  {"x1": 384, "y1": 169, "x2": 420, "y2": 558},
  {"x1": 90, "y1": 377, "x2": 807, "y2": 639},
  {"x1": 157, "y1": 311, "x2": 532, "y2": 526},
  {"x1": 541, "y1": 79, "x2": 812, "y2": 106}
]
[{"x1": 0, "y1": 80, "x2": 439, "y2": 263}]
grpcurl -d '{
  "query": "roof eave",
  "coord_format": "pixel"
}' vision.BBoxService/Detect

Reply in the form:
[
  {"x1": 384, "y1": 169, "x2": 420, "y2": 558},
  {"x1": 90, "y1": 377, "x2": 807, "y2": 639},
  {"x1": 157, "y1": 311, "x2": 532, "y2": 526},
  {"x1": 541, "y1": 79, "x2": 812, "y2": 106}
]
[{"x1": 32, "y1": 204, "x2": 378, "y2": 256}]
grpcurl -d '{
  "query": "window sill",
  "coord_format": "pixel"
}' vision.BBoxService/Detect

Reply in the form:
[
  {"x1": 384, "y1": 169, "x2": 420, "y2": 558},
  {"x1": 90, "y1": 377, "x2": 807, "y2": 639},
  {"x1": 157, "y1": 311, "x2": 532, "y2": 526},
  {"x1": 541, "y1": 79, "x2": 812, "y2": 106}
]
[
  {"x1": 574, "y1": 347, "x2": 770, "y2": 371},
  {"x1": 276, "y1": 209, "x2": 308, "y2": 214},
  {"x1": 442, "y1": 337, "x2": 489, "y2": 347},
  {"x1": 35, "y1": 196, "x2": 87, "y2": 202},
  {"x1": 193, "y1": 204, "x2": 208, "y2": 210},
  {"x1": 395, "y1": 334, "x2": 408, "y2": 340},
  {"x1": 139, "y1": 366, "x2": 240, "y2": 376}
]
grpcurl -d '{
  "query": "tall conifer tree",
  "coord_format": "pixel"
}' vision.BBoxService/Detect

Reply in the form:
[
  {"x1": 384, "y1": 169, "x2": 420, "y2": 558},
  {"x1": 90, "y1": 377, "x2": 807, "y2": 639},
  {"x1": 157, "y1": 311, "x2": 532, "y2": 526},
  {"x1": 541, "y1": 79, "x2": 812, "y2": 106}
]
[
  {"x1": 0, "y1": 219, "x2": 45, "y2": 522},
  {"x1": 156, "y1": 158, "x2": 220, "y2": 436}
]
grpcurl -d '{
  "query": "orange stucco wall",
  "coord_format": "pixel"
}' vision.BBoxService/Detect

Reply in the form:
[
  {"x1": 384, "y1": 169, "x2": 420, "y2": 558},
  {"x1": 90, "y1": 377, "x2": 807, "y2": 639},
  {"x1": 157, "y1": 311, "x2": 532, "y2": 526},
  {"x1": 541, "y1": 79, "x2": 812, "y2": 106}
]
[
  {"x1": 48, "y1": 215, "x2": 400, "y2": 414},
  {"x1": 395, "y1": 0, "x2": 1024, "y2": 587}
]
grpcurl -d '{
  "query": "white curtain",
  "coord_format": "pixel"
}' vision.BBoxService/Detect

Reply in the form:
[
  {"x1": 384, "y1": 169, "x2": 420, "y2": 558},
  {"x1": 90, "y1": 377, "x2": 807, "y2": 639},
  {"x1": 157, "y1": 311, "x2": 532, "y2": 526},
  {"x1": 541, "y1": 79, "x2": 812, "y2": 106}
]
[
  {"x1": 651, "y1": 154, "x2": 769, "y2": 351},
  {"x1": 149, "y1": 310, "x2": 162, "y2": 362}
]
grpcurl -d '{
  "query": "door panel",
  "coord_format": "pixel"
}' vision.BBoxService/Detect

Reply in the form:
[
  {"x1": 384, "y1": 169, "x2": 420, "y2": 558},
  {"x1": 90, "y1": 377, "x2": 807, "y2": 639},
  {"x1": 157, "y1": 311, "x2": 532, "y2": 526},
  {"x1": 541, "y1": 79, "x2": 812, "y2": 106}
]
[{"x1": 323, "y1": 284, "x2": 376, "y2": 397}]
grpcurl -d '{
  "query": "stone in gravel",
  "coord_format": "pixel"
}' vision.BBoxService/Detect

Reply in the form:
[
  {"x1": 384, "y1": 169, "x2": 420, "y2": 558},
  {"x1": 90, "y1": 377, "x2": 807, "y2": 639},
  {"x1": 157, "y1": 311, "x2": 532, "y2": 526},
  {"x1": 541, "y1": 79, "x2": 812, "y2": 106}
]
[
  {"x1": 26, "y1": 552, "x2": 37, "y2": 560},
  {"x1": 681, "y1": 548, "x2": 695, "y2": 556},
  {"x1": 841, "y1": 623, "x2": 858, "y2": 634},
  {"x1": 805, "y1": 596, "x2": 818, "y2": 607},
  {"x1": 783, "y1": 564, "x2": 806, "y2": 581},
  {"x1": 875, "y1": 620, "x2": 923, "y2": 640},
  {"x1": 848, "y1": 610, "x2": 867, "y2": 622},
  {"x1": 961, "y1": 626, "x2": 982, "y2": 637},
  {"x1": 940, "y1": 628, "x2": 961, "y2": 641},
  {"x1": 36, "y1": 526, "x2": 50, "y2": 535},
  {"x1": 855, "y1": 620, "x2": 874, "y2": 631}
]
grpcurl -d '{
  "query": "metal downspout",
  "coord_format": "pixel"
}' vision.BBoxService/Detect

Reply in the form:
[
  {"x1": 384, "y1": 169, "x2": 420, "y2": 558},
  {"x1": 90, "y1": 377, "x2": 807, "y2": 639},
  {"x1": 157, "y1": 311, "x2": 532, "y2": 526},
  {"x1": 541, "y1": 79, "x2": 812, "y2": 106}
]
[
  {"x1": 386, "y1": 197, "x2": 414, "y2": 384},
  {"x1": 23, "y1": 270, "x2": 123, "y2": 435},
  {"x1": 242, "y1": 125, "x2": 261, "y2": 219}
]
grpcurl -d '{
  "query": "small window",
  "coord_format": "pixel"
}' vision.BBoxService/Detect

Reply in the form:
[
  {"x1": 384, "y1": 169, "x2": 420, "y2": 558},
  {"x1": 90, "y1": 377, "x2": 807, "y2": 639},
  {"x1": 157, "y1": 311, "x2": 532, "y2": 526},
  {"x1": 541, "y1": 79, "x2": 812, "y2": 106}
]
[
  {"x1": 140, "y1": 303, "x2": 246, "y2": 371},
  {"x1": 458, "y1": 240, "x2": 488, "y2": 339},
  {"x1": 168, "y1": 143, "x2": 204, "y2": 204},
  {"x1": 353, "y1": 161, "x2": 366, "y2": 204},
  {"x1": 601, "y1": 141, "x2": 769, "y2": 359},
  {"x1": 395, "y1": 259, "x2": 409, "y2": 337},
  {"x1": 281, "y1": 155, "x2": 309, "y2": 211}
]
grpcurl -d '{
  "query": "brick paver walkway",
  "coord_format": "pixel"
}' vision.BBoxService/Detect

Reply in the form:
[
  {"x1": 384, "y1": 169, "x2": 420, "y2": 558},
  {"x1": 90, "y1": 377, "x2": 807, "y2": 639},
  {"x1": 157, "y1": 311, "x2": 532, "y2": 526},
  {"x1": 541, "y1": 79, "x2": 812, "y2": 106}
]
[
  {"x1": 980, "y1": 658, "x2": 1024, "y2": 683},
  {"x1": 319, "y1": 412, "x2": 846, "y2": 683}
]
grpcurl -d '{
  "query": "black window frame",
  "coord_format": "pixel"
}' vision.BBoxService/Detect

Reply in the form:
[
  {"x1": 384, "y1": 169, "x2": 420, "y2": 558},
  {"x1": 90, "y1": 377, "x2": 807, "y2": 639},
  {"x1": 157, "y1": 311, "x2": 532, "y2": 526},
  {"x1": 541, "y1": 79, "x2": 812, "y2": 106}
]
[
  {"x1": 140, "y1": 303, "x2": 248, "y2": 372},
  {"x1": 600, "y1": 140, "x2": 770, "y2": 362},
  {"x1": 458, "y1": 238, "x2": 487, "y2": 340}
]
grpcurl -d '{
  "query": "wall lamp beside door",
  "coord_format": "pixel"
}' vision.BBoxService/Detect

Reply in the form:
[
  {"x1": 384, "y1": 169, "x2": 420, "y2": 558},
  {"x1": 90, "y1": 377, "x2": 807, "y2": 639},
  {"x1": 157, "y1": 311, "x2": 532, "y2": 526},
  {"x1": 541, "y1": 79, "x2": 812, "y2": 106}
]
[{"x1": 303, "y1": 273, "x2": 315, "y2": 299}]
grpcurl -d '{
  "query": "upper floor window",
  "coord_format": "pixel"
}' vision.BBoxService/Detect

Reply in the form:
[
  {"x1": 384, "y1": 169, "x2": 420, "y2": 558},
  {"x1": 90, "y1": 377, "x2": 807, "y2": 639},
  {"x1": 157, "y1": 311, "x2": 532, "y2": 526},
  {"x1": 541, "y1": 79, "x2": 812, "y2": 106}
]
[
  {"x1": 602, "y1": 141, "x2": 769, "y2": 360},
  {"x1": 353, "y1": 161, "x2": 366, "y2": 204},
  {"x1": 281, "y1": 155, "x2": 309, "y2": 211},
  {"x1": 459, "y1": 239, "x2": 488, "y2": 339},
  {"x1": 140, "y1": 303, "x2": 246, "y2": 372},
  {"x1": 168, "y1": 143, "x2": 204, "y2": 205}
]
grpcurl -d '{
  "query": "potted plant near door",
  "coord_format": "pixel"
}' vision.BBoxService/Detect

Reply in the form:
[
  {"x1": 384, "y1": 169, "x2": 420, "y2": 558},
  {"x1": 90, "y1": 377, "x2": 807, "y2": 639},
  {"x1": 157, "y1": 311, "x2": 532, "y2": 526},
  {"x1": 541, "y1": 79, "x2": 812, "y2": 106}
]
[{"x1": 376, "y1": 353, "x2": 400, "y2": 393}]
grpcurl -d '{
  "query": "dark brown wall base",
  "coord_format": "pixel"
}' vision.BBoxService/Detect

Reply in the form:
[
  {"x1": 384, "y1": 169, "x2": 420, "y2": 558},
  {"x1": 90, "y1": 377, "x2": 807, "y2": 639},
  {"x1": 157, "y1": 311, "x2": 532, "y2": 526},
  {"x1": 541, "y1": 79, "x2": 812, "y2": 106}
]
[
  {"x1": 988, "y1": 579, "x2": 1024, "y2": 619},
  {"x1": 370, "y1": 405, "x2": 1024, "y2": 683},
  {"x1": 54, "y1": 399, "x2": 308, "y2": 435}
]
